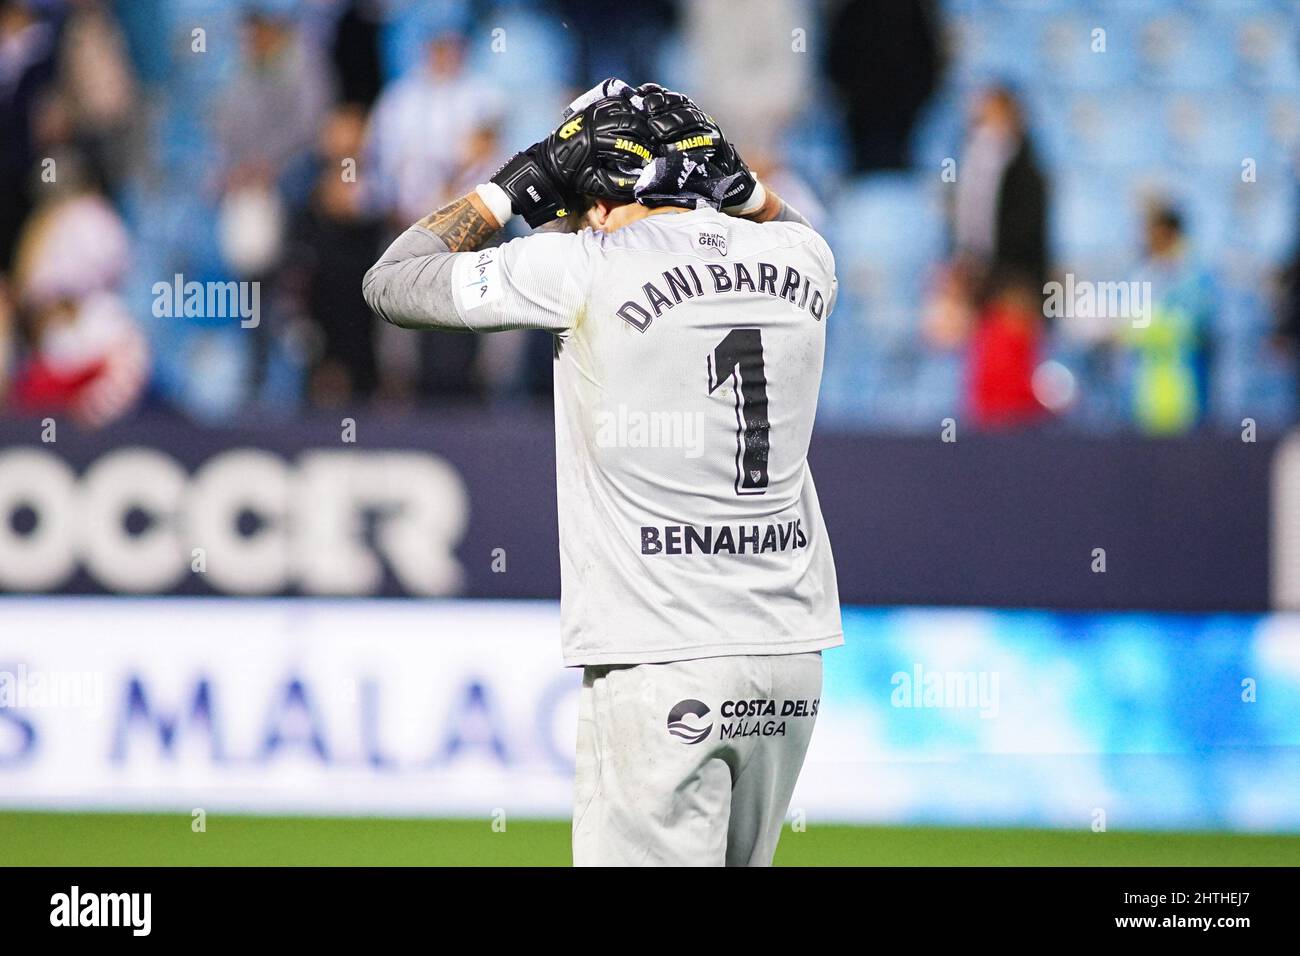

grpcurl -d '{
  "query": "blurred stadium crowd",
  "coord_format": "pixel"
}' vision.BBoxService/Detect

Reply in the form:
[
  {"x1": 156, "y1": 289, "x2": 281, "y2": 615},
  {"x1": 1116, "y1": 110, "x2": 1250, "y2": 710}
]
[{"x1": 0, "y1": 0, "x2": 1297, "y2": 433}]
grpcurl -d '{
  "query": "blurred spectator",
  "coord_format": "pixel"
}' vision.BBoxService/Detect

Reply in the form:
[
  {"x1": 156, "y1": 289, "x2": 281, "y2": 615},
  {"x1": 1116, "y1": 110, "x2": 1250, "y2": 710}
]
[
  {"x1": 0, "y1": 0, "x2": 58, "y2": 271},
  {"x1": 1273, "y1": 187, "x2": 1300, "y2": 416},
  {"x1": 927, "y1": 85, "x2": 1050, "y2": 429},
  {"x1": 212, "y1": 6, "x2": 332, "y2": 405},
  {"x1": 215, "y1": 5, "x2": 331, "y2": 211},
  {"x1": 363, "y1": 27, "x2": 506, "y2": 225},
  {"x1": 681, "y1": 0, "x2": 810, "y2": 155},
  {"x1": 826, "y1": 0, "x2": 941, "y2": 172},
  {"x1": 330, "y1": 0, "x2": 383, "y2": 109},
  {"x1": 952, "y1": 86, "x2": 1047, "y2": 291},
  {"x1": 7, "y1": 158, "x2": 147, "y2": 427},
  {"x1": 53, "y1": 0, "x2": 138, "y2": 188},
  {"x1": 0, "y1": 0, "x2": 1288, "y2": 432},
  {"x1": 1121, "y1": 203, "x2": 1217, "y2": 435},
  {"x1": 282, "y1": 104, "x2": 381, "y2": 406},
  {"x1": 364, "y1": 25, "x2": 508, "y2": 402},
  {"x1": 964, "y1": 268, "x2": 1045, "y2": 429}
]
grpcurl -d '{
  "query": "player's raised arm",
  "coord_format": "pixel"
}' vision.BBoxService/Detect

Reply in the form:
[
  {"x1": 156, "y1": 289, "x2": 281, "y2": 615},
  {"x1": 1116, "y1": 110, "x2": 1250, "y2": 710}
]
[
  {"x1": 360, "y1": 191, "x2": 499, "y2": 330},
  {"x1": 740, "y1": 184, "x2": 812, "y2": 227},
  {"x1": 363, "y1": 84, "x2": 654, "y2": 334},
  {"x1": 362, "y1": 123, "x2": 584, "y2": 331}
]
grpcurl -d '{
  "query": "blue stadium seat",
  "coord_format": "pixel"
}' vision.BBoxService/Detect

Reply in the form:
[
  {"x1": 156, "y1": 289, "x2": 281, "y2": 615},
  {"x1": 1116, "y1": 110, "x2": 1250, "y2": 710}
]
[
  {"x1": 783, "y1": 84, "x2": 854, "y2": 184},
  {"x1": 912, "y1": 352, "x2": 964, "y2": 423},
  {"x1": 1056, "y1": 92, "x2": 1165, "y2": 169},
  {"x1": 1168, "y1": 170, "x2": 1236, "y2": 261},
  {"x1": 947, "y1": 10, "x2": 1045, "y2": 88},
  {"x1": 1225, "y1": 178, "x2": 1299, "y2": 264},
  {"x1": 1023, "y1": 89, "x2": 1075, "y2": 170},
  {"x1": 652, "y1": 32, "x2": 691, "y2": 92},
  {"x1": 1050, "y1": 170, "x2": 1140, "y2": 266},
  {"x1": 823, "y1": 174, "x2": 952, "y2": 428},
  {"x1": 1089, "y1": 0, "x2": 1181, "y2": 9},
  {"x1": 380, "y1": 2, "x2": 474, "y2": 81},
  {"x1": 1039, "y1": 12, "x2": 1139, "y2": 90},
  {"x1": 1138, "y1": 14, "x2": 1236, "y2": 90},
  {"x1": 1162, "y1": 95, "x2": 1268, "y2": 168},
  {"x1": 1233, "y1": 10, "x2": 1300, "y2": 90},
  {"x1": 1181, "y1": 0, "x2": 1279, "y2": 14},
  {"x1": 831, "y1": 174, "x2": 947, "y2": 270},
  {"x1": 1216, "y1": 285, "x2": 1263, "y2": 336},
  {"x1": 1257, "y1": 95, "x2": 1300, "y2": 163},
  {"x1": 467, "y1": 7, "x2": 573, "y2": 94},
  {"x1": 909, "y1": 90, "x2": 967, "y2": 172}
]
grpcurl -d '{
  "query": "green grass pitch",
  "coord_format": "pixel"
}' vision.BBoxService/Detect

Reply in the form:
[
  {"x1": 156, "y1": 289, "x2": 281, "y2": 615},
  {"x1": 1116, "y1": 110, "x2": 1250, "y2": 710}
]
[{"x1": 2, "y1": 812, "x2": 1298, "y2": 866}]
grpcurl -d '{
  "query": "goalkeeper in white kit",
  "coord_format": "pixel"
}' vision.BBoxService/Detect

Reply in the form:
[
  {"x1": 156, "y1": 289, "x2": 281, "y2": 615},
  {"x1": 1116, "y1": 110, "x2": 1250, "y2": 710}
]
[{"x1": 363, "y1": 80, "x2": 842, "y2": 866}]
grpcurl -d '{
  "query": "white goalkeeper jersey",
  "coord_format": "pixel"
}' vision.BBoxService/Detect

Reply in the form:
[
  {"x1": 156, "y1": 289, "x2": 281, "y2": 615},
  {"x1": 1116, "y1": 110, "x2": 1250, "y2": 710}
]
[{"x1": 448, "y1": 207, "x2": 843, "y2": 665}]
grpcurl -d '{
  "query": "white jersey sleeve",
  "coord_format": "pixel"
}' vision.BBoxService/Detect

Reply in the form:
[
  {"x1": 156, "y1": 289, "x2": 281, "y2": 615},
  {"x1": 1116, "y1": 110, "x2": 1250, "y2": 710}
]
[
  {"x1": 363, "y1": 226, "x2": 592, "y2": 334},
  {"x1": 450, "y1": 231, "x2": 593, "y2": 333}
]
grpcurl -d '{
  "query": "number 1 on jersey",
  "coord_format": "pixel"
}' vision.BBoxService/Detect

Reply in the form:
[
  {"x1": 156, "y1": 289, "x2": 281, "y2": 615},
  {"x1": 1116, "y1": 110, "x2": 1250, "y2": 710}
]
[{"x1": 707, "y1": 328, "x2": 770, "y2": 495}]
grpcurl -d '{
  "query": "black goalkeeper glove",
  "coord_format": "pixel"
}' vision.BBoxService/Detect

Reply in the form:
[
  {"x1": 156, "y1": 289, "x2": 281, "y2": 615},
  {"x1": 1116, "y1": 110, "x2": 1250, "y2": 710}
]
[
  {"x1": 625, "y1": 83, "x2": 762, "y2": 214},
  {"x1": 490, "y1": 91, "x2": 657, "y2": 229},
  {"x1": 489, "y1": 137, "x2": 574, "y2": 229}
]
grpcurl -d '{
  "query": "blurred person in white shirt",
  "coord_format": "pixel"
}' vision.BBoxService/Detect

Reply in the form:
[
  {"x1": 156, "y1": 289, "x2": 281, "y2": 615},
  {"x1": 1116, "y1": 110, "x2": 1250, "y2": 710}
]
[
  {"x1": 216, "y1": 4, "x2": 331, "y2": 201},
  {"x1": 363, "y1": 27, "x2": 507, "y2": 226},
  {"x1": 680, "y1": 0, "x2": 812, "y2": 156}
]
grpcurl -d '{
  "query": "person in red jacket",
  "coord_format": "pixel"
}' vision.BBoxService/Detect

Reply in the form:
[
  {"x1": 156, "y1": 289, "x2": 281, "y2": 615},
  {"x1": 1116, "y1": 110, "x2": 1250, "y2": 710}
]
[{"x1": 966, "y1": 267, "x2": 1045, "y2": 428}]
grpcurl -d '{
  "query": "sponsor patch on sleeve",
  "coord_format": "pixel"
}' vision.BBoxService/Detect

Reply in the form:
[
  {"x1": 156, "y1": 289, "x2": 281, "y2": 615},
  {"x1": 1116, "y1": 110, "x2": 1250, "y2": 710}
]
[{"x1": 458, "y1": 248, "x2": 502, "y2": 312}]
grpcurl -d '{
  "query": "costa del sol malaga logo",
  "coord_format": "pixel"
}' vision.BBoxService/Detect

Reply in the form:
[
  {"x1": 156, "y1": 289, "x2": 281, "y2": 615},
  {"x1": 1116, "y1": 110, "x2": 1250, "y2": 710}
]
[{"x1": 666, "y1": 699, "x2": 712, "y2": 744}]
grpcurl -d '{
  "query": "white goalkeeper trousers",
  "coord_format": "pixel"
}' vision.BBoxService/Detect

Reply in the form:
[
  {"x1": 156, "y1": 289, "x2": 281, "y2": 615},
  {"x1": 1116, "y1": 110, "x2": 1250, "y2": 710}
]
[{"x1": 571, "y1": 651, "x2": 822, "y2": 867}]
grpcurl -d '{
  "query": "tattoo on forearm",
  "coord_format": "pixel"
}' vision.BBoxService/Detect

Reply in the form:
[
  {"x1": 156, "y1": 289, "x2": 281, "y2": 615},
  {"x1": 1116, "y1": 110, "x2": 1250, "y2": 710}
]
[{"x1": 416, "y1": 194, "x2": 500, "y2": 252}]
